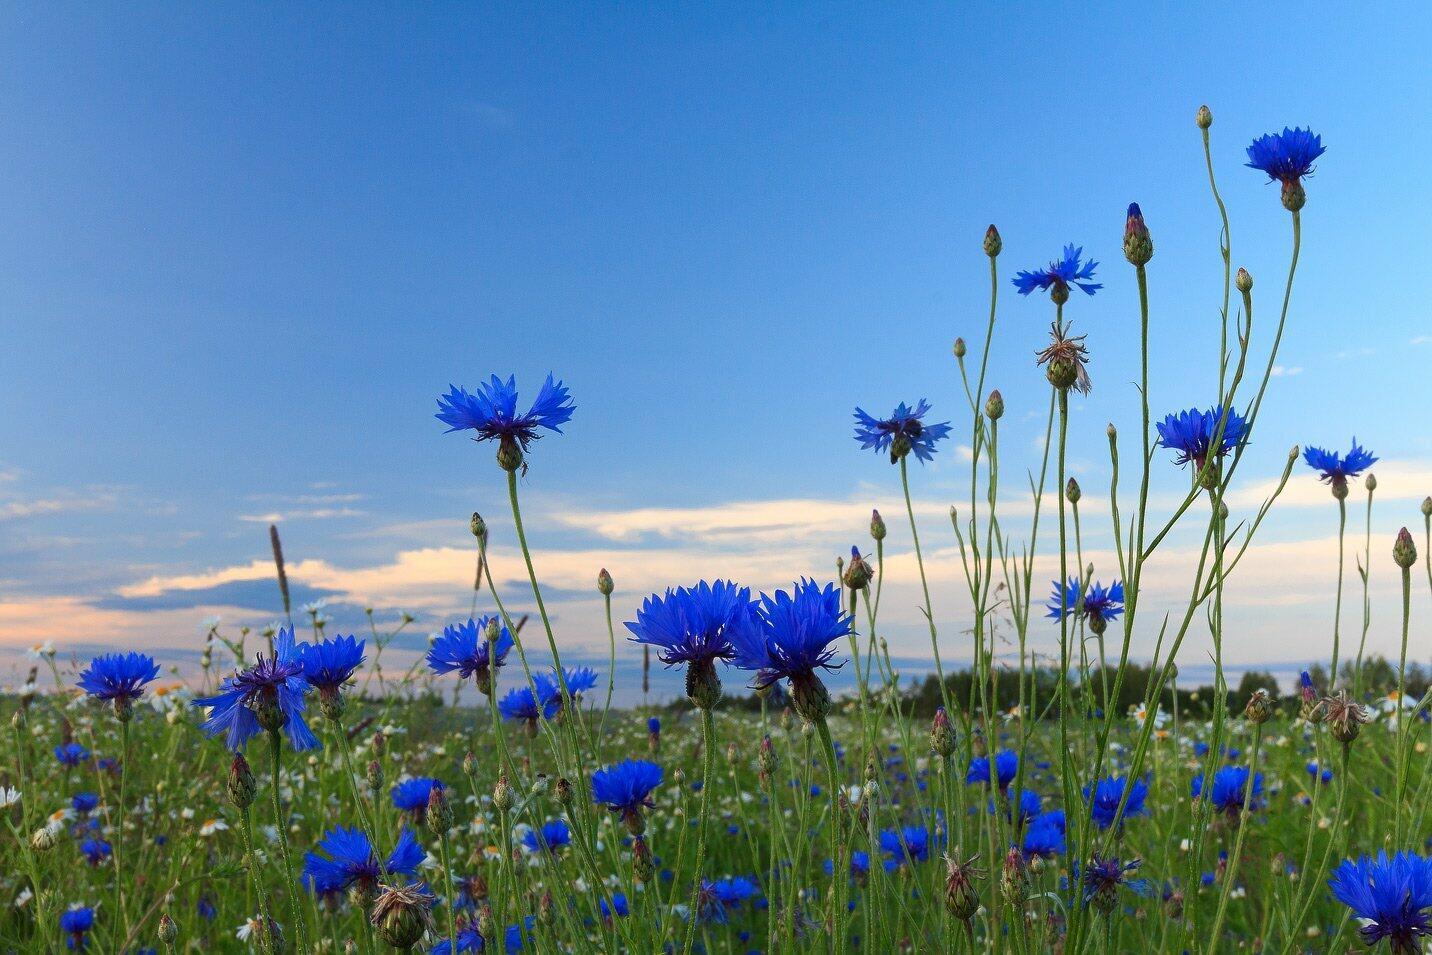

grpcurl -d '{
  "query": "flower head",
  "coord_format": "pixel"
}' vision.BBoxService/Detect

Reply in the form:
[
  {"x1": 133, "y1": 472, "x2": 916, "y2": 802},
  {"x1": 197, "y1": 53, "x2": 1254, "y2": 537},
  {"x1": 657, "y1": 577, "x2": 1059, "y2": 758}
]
[
  {"x1": 1046, "y1": 578, "x2": 1125, "y2": 632},
  {"x1": 59, "y1": 906, "x2": 95, "y2": 950},
  {"x1": 1013, "y1": 244, "x2": 1101, "y2": 300},
  {"x1": 521, "y1": 819, "x2": 571, "y2": 855},
  {"x1": 55, "y1": 743, "x2": 89, "y2": 767},
  {"x1": 1246, "y1": 127, "x2": 1325, "y2": 209},
  {"x1": 879, "y1": 826, "x2": 933, "y2": 869},
  {"x1": 1084, "y1": 776, "x2": 1149, "y2": 830},
  {"x1": 391, "y1": 778, "x2": 445, "y2": 819},
  {"x1": 427, "y1": 617, "x2": 513, "y2": 686},
  {"x1": 852, "y1": 400, "x2": 953, "y2": 464},
  {"x1": 730, "y1": 580, "x2": 851, "y2": 690},
  {"x1": 1082, "y1": 855, "x2": 1144, "y2": 912},
  {"x1": 301, "y1": 826, "x2": 423, "y2": 898},
  {"x1": 192, "y1": 627, "x2": 319, "y2": 752},
  {"x1": 697, "y1": 876, "x2": 758, "y2": 922},
  {"x1": 625, "y1": 581, "x2": 753, "y2": 668},
  {"x1": 591, "y1": 759, "x2": 663, "y2": 820},
  {"x1": 1192, "y1": 765, "x2": 1263, "y2": 815},
  {"x1": 966, "y1": 750, "x2": 1019, "y2": 790},
  {"x1": 1035, "y1": 320, "x2": 1093, "y2": 394},
  {"x1": 498, "y1": 675, "x2": 560, "y2": 723},
  {"x1": 299, "y1": 634, "x2": 366, "y2": 692},
  {"x1": 1328, "y1": 851, "x2": 1432, "y2": 953},
  {"x1": 1156, "y1": 405, "x2": 1247, "y2": 471},
  {"x1": 557, "y1": 666, "x2": 599, "y2": 698},
  {"x1": 71, "y1": 792, "x2": 99, "y2": 814},
  {"x1": 80, "y1": 837, "x2": 111, "y2": 866},
  {"x1": 435, "y1": 374, "x2": 575, "y2": 466},
  {"x1": 76, "y1": 652, "x2": 160, "y2": 704},
  {"x1": 1304, "y1": 440, "x2": 1377, "y2": 494},
  {"x1": 1023, "y1": 812, "x2": 1066, "y2": 858}
]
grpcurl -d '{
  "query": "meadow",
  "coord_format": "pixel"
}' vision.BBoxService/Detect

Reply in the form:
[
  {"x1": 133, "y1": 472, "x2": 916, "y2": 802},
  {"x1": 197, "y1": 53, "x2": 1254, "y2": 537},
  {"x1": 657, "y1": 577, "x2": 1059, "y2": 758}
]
[{"x1": 2, "y1": 107, "x2": 1430, "y2": 955}]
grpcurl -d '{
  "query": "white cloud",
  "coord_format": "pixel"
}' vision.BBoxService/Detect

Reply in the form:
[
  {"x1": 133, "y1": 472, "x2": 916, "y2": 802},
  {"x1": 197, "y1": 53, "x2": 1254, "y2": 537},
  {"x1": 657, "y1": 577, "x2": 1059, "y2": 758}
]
[{"x1": 1270, "y1": 365, "x2": 1302, "y2": 377}]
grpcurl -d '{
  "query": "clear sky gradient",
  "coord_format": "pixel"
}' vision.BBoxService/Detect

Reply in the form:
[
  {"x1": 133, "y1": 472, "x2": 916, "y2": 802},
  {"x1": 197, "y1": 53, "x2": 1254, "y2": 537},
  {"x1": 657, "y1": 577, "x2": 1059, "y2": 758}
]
[{"x1": 2, "y1": 3, "x2": 1428, "y2": 696}]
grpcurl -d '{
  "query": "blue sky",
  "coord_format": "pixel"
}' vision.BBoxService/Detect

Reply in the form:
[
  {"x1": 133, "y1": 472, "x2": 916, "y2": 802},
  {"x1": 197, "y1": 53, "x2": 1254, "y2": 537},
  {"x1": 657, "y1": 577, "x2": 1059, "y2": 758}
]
[{"x1": 1, "y1": 3, "x2": 1428, "y2": 697}]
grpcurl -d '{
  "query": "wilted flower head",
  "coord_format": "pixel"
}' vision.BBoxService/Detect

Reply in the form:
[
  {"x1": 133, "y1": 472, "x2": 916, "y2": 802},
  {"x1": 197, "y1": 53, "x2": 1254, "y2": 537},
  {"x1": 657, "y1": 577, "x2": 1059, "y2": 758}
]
[
  {"x1": 1328, "y1": 851, "x2": 1432, "y2": 953},
  {"x1": 369, "y1": 880, "x2": 435, "y2": 949},
  {"x1": 1320, "y1": 689, "x2": 1371, "y2": 743},
  {"x1": 1013, "y1": 244, "x2": 1102, "y2": 301},
  {"x1": 852, "y1": 400, "x2": 953, "y2": 464},
  {"x1": 1035, "y1": 320, "x2": 1092, "y2": 394},
  {"x1": 191, "y1": 628, "x2": 319, "y2": 752}
]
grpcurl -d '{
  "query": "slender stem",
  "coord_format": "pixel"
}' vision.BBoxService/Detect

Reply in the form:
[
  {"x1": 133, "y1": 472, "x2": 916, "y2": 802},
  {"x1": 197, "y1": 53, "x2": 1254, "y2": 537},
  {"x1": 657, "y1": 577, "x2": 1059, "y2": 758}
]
[
  {"x1": 899, "y1": 456, "x2": 951, "y2": 716},
  {"x1": 268, "y1": 732, "x2": 307, "y2": 947},
  {"x1": 681, "y1": 707, "x2": 716, "y2": 955},
  {"x1": 1207, "y1": 723, "x2": 1262, "y2": 951}
]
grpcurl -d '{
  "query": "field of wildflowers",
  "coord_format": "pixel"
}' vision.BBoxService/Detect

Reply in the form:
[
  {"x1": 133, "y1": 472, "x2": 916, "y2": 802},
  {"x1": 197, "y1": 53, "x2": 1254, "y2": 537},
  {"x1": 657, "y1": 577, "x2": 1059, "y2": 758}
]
[{"x1": 3, "y1": 106, "x2": 1431, "y2": 955}]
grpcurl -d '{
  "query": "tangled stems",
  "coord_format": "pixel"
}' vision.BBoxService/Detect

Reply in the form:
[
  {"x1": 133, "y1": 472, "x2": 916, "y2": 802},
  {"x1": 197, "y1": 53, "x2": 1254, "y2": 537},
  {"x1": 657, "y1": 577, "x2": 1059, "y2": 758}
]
[
  {"x1": 681, "y1": 706, "x2": 716, "y2": 955},
  {"x1": 1206, "y1": 722, "x2": 1263, "y2": 952},
  {"x1": 815, "y1": 716, "x2": 849, "y2": 948},
  {"x1": 268, "y1": 731, "x2": 307, "y2": 949},
  {"x1": 436, "y1": 828, "x2": 459, "y2": 954}
]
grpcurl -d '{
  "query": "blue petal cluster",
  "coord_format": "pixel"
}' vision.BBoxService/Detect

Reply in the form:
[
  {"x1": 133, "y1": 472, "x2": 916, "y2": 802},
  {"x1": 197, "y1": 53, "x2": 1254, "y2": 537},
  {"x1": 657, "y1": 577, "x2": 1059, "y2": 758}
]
[
  {"x1": 299, "y1": 634, "x2": 366, "y2": 691},
  {"x1": 434, "y1": 374, "x2": 575, "y2": 451},
  {"x1": 591, "y1": 759, "x2": 663, "y2": 815},
  {"x1": 1012, "y1": 244, "x2": 1101, "y2": 297},
  {"x1": 1192, "y1": 765, "x2": 1263, "y2": 814},
  {"x1": 698, "y1": 876, "x2": 758, "y2": 923},
  {"x1": 1328, "y1": 851, "x2": 1432, "y2": 952},
  {"x1": 1084, "y1": 776, "x2": 1149, "y2": 830},
  {"x1": 966, "y1": 750, "x2": 1019, "y2": 789},
  {"x1": 1023, "y1": 811, "x2": 1067, "y2": 858},
  {"x1": 498, "y1": 674, "x2": 561, "y2": 722},
  {"x1": 625, "y1": 580, "x2": 753, "y2": 667},
  {"x1": 852, "y1": 400, "x2": 953, "y2": 464},
  {"x1": 301, "y1": 826, "x2": 423, "y2": 896},
  {"x1": 1155, "y1": 405, "x2": 1247, "y2": 469},
  {"x1": 1303, "y1": 440, "x2": 1377, "y2": 485},
  {"x1": 76, "y1": 652, "x2": 160, "y2": 702},
  {"x1": 522, "y1": 819, "x2": 571, "y2": 854},
  {"x1": 1245, "y1": 127, "x2": 1325, "y2": 184},
  {"x1": 391, "y1": 777, "x2": 445, "y2": 814},
  {"x1": 729, "y1": 580, "x2": 852, "y2": 690},
  {"x1": 427, "y1": 617, "x2": 513, "y2": 681},
  {"x1": 1045, "y1": 578, "x2": 1125, "y2": 625},
  {"x1": 191, "y1": 628, "x2": 319, "y2": 752}
]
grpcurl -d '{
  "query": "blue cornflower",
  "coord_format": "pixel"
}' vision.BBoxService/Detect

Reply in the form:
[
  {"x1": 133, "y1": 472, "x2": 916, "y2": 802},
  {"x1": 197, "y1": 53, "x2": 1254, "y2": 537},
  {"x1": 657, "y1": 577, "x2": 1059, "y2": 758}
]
[
  {"x1": 647, "y1": 716, "x2": 660, "y2": 736},
  {"x1": 429, "y1": 921, "x2": 528, "y2": 954},
  {"x1": 1192, "y1": 765, "x2": 1263, "y2": 816},
  {"x1": 1082, "y1": 855, "x2": 1144, "y2": 912},
  {"x1": 301, "y1": 826, "x2": 423, "y2": 897},
  {"x1": 1156, "y1": 405, "x2": 1247, "y2": 471},
  {"x1": 697, "y1": 876, "x2": 758, "y2": 922},
  {"x1": 435, "y1": 374, "x2": 575, "y2": 467},
  {"x1": 76, "y1": 652, "x2": 160, "y2": 713},
  {"x1": 1303, "y1": 440, "x2": 1377, "y2": 493},
  {"x1": 599, "y1": 892, "x2": 630, "y2": 920},
  {"x1": 591, "y1": 759, "x2": 663, "y2": 833},
  {"x1": 498, "y1": 674, "x2": 560, "y2": 725},
  {"x1": 426, "y1": 617, "x2": 512, "y2": 691},
  {"x1": 299, "y1": 634, "x2": 366, "y2": 694},
  {"x1": 1046, "y1": 578, "x2": 1125, "y2": 633},
  {"x1": 1084, "y1": 776, "x2": 1149, "y2": 830},
  {"x1": 626, "y1": 580, "x2": 755, "y2": 709},
  {"x1": 80, "y1": 837, "x2": 111, "y2": 866},
  {"x1": 1245, "y1": 127, "x2": 1325, "y2": 209},
  {"x1": 824, "y1": 851, "x2": 872, "y2": 880},
  {"x1": 990, "y1": 787, "x2": 1042, "y2": 825},
  {"x1": 729, "y1": 579, "x2": 852, "y2": 721},
  {"x1": 1328, "y1": 851, "x2": 1432, "y2": 953},
  {"x1": 191, "y1": 627, "x2": 319, "y2": 752},
  {"x1": 391, "y1": 778, "x2": 445, "y2": 821},
  {"x1": 71, "y1": 792, "x2": 99, "y2": 814},
  {"x1": 557, "y1": 666, "x2": 599, "y2": 699},
  {"x1": 59, "y1": 906, "x2": 95, "y2": 951},
  {"x1": 1023, "y1": 812, "x2": 1066, "y2": 858},
  {"x1": 1306, "y1": 762, "x2": 1334, "y2": 785},
  {"x1": 879, "y1": 826, "x2": 932, "y2": 869},
  {"x1": 966, "y1": 750, "x2": 1019, "y2": 790},
  {"x1": 852, "y1": 400, "x2": 953, "y2": 464},
  {"x1": 522, "y1": 819, "x2": 571, "y2": 855},
  {"x1": 55, "y1": 742, "x2": 89, "y2": 767},
  {"x1": 1013, "y1": 244, "x2": 1101, "y2": 299}
]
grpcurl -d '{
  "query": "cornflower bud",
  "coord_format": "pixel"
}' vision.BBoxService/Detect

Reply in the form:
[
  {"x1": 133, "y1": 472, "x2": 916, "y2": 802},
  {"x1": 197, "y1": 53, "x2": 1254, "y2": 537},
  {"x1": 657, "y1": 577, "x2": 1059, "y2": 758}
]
[
  {"x1": 930, "y1": 707, "x2": 956, "y2": 759},
  {"x1": 757, "y1": 736, "x2": 776, "y2": 783},
  {"x1": 228, "y1": 754, "x2": 257, "y2": 810},
  {"x1": 1235, "y1": 268, "x2": 1253, "y2": 293},
  {"x1": 983, "y1": 224, "x2": 1002, "y2": 258},
  {"x1": 1244, "y1": 689, "x2": 1274, "y2": 724},
  {"x1": 944, "y1": 852, "x2": 982, "y2": 922},
  {"x1": 555, "y1": 777, "x2": 574, "y2": 807},
  {"x1": 426, "y1": 785, "x2": 453, "y2": 836},
  {"x1": 493, "y1": 772, "x2": 514, "y2": 813},
  {"x1": 1393, "y1": 527, "x2": 1417, "y2": 569},
  {"x1": 843, "y1": 547, "x2": 873, "y2": 591},
  {"x1": 470, "y1": 512, "x2": 487, "y2": 544},
  {"x1": 985, "y1": 389, "x2": 1004, "y2": 421},
  {"x1": 1065, "y1": 477, "x2": 1081, "y2": 504},
  {"x1": 367, "y1": 759, "x2": 384, "y2": 795},
  {"x1": 1123, "y1": 203, "x2": 1153, "y2": 266},
  {"x1": 870, "y1": 509, "x2": 887, "y2": 542},
  {"x1": 953, "y1": 338, "x2": 967, "y2": 359},
  {"x1": 370, "y1": 882, "x2": 435, "y2": 950},
  {"x1": 632, "y1": 835, "x2": 656, "y2": 884},
  {"x1": 597, "y1": 568, "x2": 614, "y2": 596},
  {"x1": 1196, "y1": 104, "x2": 1213, "y2": 129},
  {"x1": 157, "y1": 913, "x2": 178, "y2": 945},
  {"x1": 462, "y1": 751, "x2": 477, "y2": 776}
]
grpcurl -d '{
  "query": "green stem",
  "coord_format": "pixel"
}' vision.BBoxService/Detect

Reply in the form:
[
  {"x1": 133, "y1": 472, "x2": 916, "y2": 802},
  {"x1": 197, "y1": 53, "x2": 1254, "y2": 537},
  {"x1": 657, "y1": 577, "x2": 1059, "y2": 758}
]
[{"x1": 682, "y1": 707, "x2": 716, "y2": 955}]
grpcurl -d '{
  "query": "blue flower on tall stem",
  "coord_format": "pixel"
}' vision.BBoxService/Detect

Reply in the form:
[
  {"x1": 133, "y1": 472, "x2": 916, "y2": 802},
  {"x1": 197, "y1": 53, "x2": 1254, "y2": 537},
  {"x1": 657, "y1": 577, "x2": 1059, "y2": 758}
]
[
  {"x1": 391, "y1": 777, "x2": 445, "y2": 822},
  {"x1": 1023, "y1": 812, "x2": 1066, "y2": 858},
  {"x1": 1084, "y1": 776, "x2": 1149, "y2": 830},
  {"x1": 852, "y1": 400, "x2": 953, "y2": 464},
  {"x1": 76, "y1": 652, "x2": 160, "y2": 717},
  {"x1": 522, "y1": 819, "x2": 571, "y2": 855},
  {"x1": 556, "y1": 666, "x2": 599, "y2": 699},
  {"x1": 626, "y1": 580, "x2": 755, "y2": 710},
  {"x1": 55, "y1": 742, "x2": 89, "y2": 767},
  {"x1": 966, "y1": 750, "x2": 1019, "y2": 791},
  {"x1": 300, "y1": 634, "x2": 366, "y2": 720},
  {"x1": 71, "y1": 792, "x2": 99, "y2": 815},
  {"x1": 1013, "y1": 244, "x2": 1101, "y2": 301},
  {"x1": 498, "y1": 674, "x2": 560, "y2": 729},
  {"x1": 990, "y1": 787, "x2": 1042, "y2": 825},
  {"x1": 591, "y1": 759, "x2": 663, "y2": 835},
  {"x1": 1082, "y1": 855, "x2": 1144, "y2": 912},
  {"x1": 59, "y1": 906, "x2": 95, "y2": 951},
  {"x1": 1046, "y1": 578, "x2": 1125, "y2": 634},
  {"x1": 1328, "y1": 851, "x2": 1432, "y2": 953},
  {"x1": 427, "y1": 617, "x2": 513, "y2": 695},
  {"x1": 1245, "y1": 127, "x2": 1325, "y2": 210},
  {"x1": 301, "y1": 826, "x2": 423, "y2": 899},
  {"x1": 879, "y1": 826, "x2": 933, "y2": 870},
  {"x1": 696, "y1": 876, "x2": 758, "y2": 923},
  {"x1": 430, "y1": 922, "x2": 529, "y2": 954},
  {"x1": 80, "y1": 837, "x2": 111, "y2": 866},
  {"x1": 435, "y1": 374, "x2": 575, "y2": 469},
  {"x1": 1193, "y1": 765, "x2": 1263, "y2": 817},
  {"x1": 1303, "y1": 440, "x2": 1377, "y2": 495},
  {"x1": 1156, "y1": 405, "x2": 1247, "y2": 473},
  {"x1": 729, "y1": 579, "x2": 852, "y2": 723},
  {"x1": 192, "y1": 627, "x2": 319, "y2": 752}
]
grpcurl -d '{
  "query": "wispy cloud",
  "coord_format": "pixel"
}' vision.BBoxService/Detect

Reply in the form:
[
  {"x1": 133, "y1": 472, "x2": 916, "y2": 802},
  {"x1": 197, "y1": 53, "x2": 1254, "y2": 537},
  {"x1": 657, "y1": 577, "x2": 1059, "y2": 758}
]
[
  {"x1": 1270, "y1": 365, "x2": 1302, "y2": 377},
  {"x1": 237, "y1": 508, "x2": 367, "y2": 523}
]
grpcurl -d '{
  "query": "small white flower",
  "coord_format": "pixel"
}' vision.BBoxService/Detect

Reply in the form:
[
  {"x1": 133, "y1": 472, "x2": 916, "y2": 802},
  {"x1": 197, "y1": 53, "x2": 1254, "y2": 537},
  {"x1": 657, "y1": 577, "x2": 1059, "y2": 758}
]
[
  {"x1": 0, "y1": 787, "x2": 21, "y2": 809},
  {"x1": 27, "y1": 642, "x2": 55, "y2": 659},
  {"x1": 14, "y1": 888, "x2": 32, "y2": 909},
  {"x1": 199, "y1": 818, "x2": 229, "y2": 837}
]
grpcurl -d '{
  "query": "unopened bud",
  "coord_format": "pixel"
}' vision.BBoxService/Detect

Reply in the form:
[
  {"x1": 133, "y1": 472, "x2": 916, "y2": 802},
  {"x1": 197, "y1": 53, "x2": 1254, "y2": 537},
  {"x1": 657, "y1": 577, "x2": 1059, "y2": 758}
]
[
  {"x1": 1394, "y1": 527, "x2": 1418, "y2": 569},
  {"x1": 1422, "y1": 496, "x2": 1432, "y2": 518},
  {"x1": 30, "y1": 827, "x2": 55, "y2": 852},
  {"x1": 985, "y1": 389, "x2": 1004, "y2": 421},
  {"x1": 953, "y1": 338, "x2": 967, "y2": 360},
  {"x1": 1123, "y1": 202, "x2": 1153, "y2": 266},
  {"x1": 870, "y1": 509, "x2": 886, "y2": 541},
  {"x1": 1365, "y1": 473, "x2": 1377, "y2": 492},
  {"x1": 1235, "y1": 268, "x2": 1252, "y2": 293},
  {"x1": 157, "y1": 913, "x2": 178, "y2": 944},
  {"x1": 555, "y1": 777, "x2": 574, "y2": 807},
  {"x1": 983, "y1": 224, "x2": 1002, "y2": 258},
  {"x1": 1065, "y1": 478, "x2": 1081, "y2": 504},
  {"x1": 843, "y1": 547, "x2": 873, "y2": 591},
  {"x1": 367, "y1": 760, "x2": 384, "y2": 795},
  {"x1": 493, "y1": 772, "x2": 514, "y2": 812},
  {"x1": 1244, "y1": 689, "x2": 1274, "y2": 724},
  {"x1": 930, "y1": 707, "x2": 956, "y2": 759},
  {"x1": 597, "y1": 568, "x2": 614, "y2": 596},
  {"x1": 228, "y1": 754, "x2": 257, "y2": 810},
  {"x1": 462, "y1": 751, "x2": 477, "y2": 776},
  {"x1": 632, "y1": 835, "x2": 655, "y2": 883},
  {"x1": 1196, "y1": 104, "x2": 1212, "y2": 129},
  {"x1": 944, "y1": 853, "x2": 982, "y2": 922},
  {"x1": 426, "y1": 785, "x2": 453, "y2": 836},
  {"x1": 470, "y1": 512, "x2": 487, "y2": 544}
]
